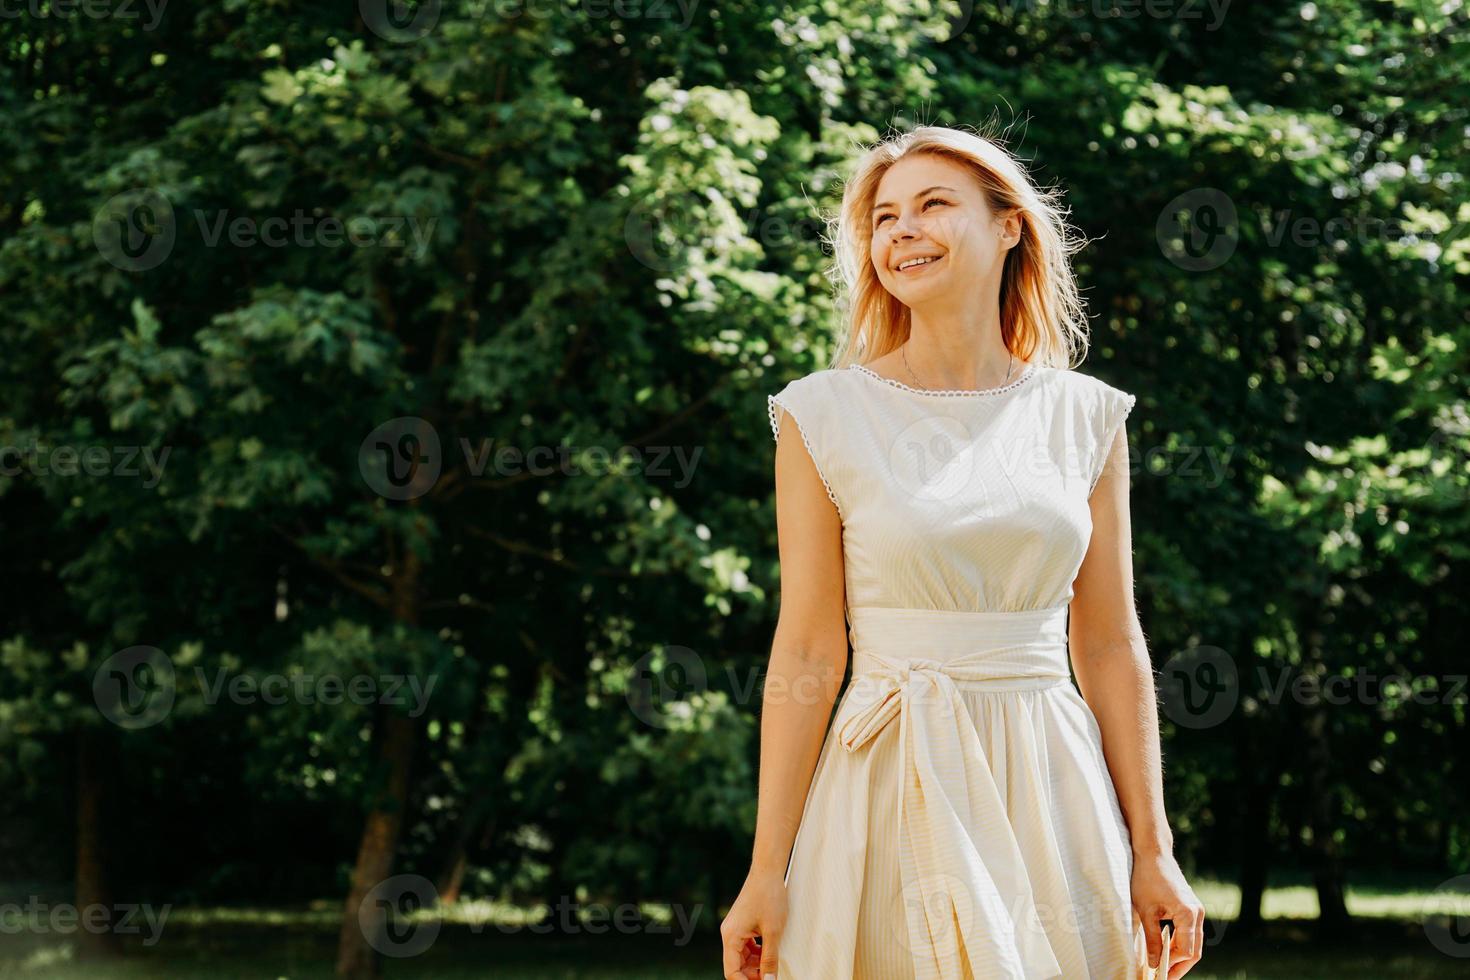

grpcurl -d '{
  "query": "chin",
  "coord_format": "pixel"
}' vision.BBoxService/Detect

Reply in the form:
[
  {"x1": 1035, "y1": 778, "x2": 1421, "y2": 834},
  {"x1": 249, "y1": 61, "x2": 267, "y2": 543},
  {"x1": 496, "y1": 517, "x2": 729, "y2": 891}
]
[{"x1": 891, "y1": 276, "x2": 947, "y2": 299}]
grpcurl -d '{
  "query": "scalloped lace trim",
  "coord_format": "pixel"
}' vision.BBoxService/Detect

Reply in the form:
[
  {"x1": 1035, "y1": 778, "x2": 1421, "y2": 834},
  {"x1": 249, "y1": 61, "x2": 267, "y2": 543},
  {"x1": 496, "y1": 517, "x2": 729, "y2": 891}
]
[
  {"x1": 767, "y1": 394, "x2": 844, "y2": 519},
  {"x1": 1088, "y1": 392, "x2": 1138, "y2": 497},
  {"x1": 848, "y1": 361, "x2": 1039, "y2": 397}
]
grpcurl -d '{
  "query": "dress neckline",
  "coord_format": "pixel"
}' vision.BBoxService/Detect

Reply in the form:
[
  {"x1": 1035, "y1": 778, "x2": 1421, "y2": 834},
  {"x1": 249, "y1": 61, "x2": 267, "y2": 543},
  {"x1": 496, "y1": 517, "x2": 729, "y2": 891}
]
[{"x1": 847, "y1": 360, "x2": 1041, "y2": 398}]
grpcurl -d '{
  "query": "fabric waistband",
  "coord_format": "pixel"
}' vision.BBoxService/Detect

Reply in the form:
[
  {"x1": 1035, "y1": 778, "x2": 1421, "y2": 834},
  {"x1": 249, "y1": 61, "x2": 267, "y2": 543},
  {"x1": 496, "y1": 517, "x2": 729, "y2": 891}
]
[{"x1": 846, "y1": 604, "x2": 1071, "y2": 690}]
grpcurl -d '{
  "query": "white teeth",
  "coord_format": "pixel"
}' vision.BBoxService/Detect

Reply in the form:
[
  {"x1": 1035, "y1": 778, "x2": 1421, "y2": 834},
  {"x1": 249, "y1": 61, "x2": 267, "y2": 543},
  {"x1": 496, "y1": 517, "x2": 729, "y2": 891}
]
[{"x1": 898, "y1": 256, "x2": 939, "y2": 270}]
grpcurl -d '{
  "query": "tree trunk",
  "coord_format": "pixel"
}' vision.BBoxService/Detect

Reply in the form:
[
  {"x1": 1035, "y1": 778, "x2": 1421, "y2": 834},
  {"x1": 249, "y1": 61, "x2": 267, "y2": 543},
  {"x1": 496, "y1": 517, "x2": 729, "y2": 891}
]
[
  {"x1": 1234, "y1": 667, "x2": 1288, "y2": 941},
  {"x1": 1233, "y1": 755, "x2": 1272, "y2": 937},
  {"x1": 1301, "y1": 614, "x2": 1352, "y2": 937},
  {"x1": 333, "y1": 709, "x2": 419, "y2": 980},
  {"x1": 432, "y1": 682, "x2": 498, "y2": 908},
  {"x1": 334, "y1": 529, "x2": 424, "y2": 980},
  {"x1": 433, "y1": 817, "x2": 473, "y2": 907},
  {"x1": 75, "y1": 727, "x2": 122, "y2": 960}
]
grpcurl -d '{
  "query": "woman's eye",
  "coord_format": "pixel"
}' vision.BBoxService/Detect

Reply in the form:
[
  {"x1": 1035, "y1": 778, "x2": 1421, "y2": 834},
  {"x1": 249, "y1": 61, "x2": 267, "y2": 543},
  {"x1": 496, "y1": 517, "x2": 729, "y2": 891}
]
[{"x1": 875, "y1": 198, "x2": 948, "y2": 226}]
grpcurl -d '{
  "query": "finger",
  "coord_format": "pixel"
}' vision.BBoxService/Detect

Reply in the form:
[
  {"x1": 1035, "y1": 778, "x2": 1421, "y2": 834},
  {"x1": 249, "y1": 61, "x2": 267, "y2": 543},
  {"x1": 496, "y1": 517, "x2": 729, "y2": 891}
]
[
  {"x1": 1139, "y1": 909, "x2": 1164, "y2": 967},
  {"x1": 1161, "y1": 918, "x2": 1182, "y2": 980},
  {"x1": 743, "y1": 941, "x2": 762, "y2": 980},
  {"x1": 1170, "y1": 907, "x2": 1203, "y2": 980},
  {"x1": 742, "y1": 936, "x2": 763, "y2": 979},
  {"x1": 759, "y1": 933, "x2": 781, "y2": 979},
  {"x1": 721, "y1": 928, "x2": 751, "y2": 979}
]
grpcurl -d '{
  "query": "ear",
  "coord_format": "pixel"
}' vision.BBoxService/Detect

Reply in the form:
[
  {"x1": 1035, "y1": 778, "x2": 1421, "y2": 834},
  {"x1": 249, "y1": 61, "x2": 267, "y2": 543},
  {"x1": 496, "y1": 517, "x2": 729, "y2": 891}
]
[{"x1": 997, "y1": 207, "x2": 1023, "y2": 250}]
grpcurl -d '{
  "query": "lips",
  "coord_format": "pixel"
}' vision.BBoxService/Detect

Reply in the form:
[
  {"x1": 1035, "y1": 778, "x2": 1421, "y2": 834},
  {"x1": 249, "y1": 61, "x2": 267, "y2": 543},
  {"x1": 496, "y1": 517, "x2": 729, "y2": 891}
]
[{"x1": 895, "y1": 254, "x2": 944, "y2": 273}]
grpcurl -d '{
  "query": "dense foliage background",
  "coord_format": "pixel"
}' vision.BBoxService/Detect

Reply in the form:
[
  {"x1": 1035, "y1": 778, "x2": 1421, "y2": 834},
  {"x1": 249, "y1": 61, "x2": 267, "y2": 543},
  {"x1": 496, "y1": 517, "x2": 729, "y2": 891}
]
[{"x1": 1, "y1": 0, "x2": 1466, "y2": 976}]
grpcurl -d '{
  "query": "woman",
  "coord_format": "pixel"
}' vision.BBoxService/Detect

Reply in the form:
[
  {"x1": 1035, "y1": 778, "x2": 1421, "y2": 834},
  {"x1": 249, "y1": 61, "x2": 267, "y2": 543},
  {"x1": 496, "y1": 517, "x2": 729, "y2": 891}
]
[{"x1": 720, "y1": 127, "x2": 1204, "y2": 980}]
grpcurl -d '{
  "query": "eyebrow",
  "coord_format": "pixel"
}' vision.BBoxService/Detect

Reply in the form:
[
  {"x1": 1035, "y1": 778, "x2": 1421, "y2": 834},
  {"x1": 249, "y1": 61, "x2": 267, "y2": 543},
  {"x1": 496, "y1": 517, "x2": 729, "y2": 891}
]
[{"x1": 871, "y1": 185, "x2": 959, "y2": 217}]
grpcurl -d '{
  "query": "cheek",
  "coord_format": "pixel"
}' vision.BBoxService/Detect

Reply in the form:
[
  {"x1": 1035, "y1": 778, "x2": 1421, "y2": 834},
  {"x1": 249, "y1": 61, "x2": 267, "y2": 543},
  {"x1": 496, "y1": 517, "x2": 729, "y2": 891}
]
[
  {"x1": 942, "y1": 220, "x2": 987, "y2": 260},
  {"x1": 932, "y1": 213, "x2": 964, "y2": 243}
]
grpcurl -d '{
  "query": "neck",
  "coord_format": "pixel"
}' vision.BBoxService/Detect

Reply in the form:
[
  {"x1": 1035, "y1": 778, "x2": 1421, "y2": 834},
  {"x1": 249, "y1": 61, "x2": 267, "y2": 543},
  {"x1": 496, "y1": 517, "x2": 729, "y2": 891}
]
[{"x1": 904, "y1": 305, "x2": 1014, "y2": 389}]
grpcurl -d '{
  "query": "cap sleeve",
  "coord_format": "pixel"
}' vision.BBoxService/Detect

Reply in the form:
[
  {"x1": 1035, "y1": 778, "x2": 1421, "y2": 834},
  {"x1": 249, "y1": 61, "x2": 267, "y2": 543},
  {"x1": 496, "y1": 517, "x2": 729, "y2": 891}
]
[
  {"x1": 767, "y1": 375, "x2": 845, "y2": 521},
  {"x1": 1087, "y1": 382, "x2": 1137, "y2": 496}
]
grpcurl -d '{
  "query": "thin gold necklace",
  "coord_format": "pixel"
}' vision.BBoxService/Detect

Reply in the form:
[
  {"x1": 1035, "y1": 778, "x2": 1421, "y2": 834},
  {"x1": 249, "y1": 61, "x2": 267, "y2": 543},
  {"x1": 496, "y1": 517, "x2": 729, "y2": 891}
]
[{"x1": 901, "y1": 342, "x2": 1014, "y2": 392}]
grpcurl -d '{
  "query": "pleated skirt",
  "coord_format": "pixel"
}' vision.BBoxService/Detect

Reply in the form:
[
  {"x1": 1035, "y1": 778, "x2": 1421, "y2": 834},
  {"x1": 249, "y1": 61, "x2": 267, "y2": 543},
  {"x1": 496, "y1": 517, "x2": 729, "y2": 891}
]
[{"x1": 778, "y1": 606, "x2": 1157, "y2": 979}]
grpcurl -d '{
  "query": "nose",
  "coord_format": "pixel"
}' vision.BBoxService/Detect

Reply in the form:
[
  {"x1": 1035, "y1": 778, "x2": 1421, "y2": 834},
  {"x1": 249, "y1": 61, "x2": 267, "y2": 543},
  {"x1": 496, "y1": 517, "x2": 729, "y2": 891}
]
[{"x1": 889, "y1": 210, "x2": 921, "y2": 239}]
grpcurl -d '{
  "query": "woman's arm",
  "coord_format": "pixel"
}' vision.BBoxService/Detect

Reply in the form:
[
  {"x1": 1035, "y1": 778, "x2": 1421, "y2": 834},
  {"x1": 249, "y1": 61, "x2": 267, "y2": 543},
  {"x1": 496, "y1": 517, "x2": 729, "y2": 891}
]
[
  {"x1": 1069, "y1": 423, "x2": 1172, "y2": 857},
  {"x1": 721, "y1": 405, "x2": 848, "y2": 980},
  {"x1": 1070, "y1": 423, "x2": 1204, "y2": 977},
  {"x1": 750, "y1": 406, "x2": 849, "y2": 873}
]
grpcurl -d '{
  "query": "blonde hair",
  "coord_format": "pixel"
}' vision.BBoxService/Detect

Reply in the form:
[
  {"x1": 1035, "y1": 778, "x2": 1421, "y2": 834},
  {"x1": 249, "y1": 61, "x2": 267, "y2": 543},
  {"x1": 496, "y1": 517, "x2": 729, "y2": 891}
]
[{"x1": 823, "y1": 125, "x2": 1092, "y2": 371}]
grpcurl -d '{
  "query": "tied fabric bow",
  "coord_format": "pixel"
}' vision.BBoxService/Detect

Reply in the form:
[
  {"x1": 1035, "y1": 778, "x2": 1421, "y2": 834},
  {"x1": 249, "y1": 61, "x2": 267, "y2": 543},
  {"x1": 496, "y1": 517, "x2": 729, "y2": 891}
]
[{"x1": 832, "y1": 653, "x2": 1068, "y2": 980}]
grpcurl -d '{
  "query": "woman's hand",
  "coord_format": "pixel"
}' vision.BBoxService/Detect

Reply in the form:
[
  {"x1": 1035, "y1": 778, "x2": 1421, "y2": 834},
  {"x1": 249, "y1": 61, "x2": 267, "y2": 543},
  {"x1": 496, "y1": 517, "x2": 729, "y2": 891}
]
[
  {"x1": 1131, "y1": 849, "x2": 1206, "y2": 979},
  {"x1": 720, "y1": 869, "x2": 788, "y2": 979}
]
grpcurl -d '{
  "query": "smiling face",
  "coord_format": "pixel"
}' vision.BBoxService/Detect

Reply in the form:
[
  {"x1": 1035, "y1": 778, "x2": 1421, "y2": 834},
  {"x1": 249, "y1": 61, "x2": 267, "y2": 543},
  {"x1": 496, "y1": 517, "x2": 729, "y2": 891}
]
[{"x1": 869, "y1": 153, "x2": 1019, "y2": 309}]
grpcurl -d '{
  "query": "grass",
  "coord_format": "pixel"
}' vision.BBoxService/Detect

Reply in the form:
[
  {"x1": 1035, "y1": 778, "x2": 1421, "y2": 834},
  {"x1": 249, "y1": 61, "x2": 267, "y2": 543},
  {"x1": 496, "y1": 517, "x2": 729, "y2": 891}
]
[
  {"x1": 1190, "y1": 869, "x2": 1464, "y2": 921},
  {"x1": 1, "y1": 874, "x2": 1466, "y2": 978}
]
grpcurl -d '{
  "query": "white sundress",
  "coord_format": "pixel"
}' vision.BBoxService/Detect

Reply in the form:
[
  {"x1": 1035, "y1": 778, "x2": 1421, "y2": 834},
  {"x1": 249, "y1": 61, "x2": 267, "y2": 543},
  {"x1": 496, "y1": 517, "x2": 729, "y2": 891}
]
[{"x1": 765, "y1": 359, "x2": 1160, "y2": 980}]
